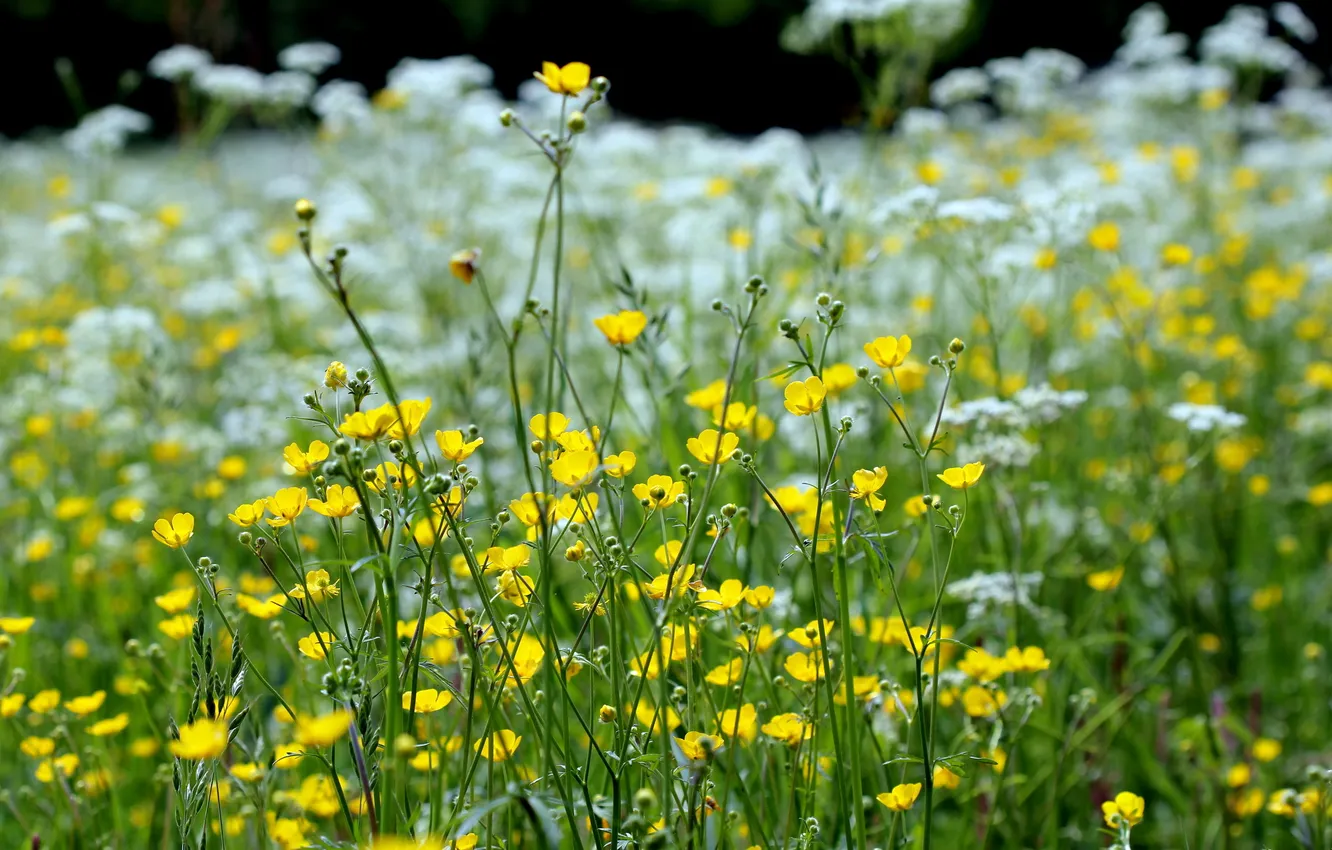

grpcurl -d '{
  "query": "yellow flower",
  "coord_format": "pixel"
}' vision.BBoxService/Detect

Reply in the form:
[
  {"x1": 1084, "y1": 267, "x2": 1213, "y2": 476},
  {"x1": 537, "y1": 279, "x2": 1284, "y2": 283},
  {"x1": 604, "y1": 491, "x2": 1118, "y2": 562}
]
[
  {"x1": 603, "y1": 451, "x2": 636, "y2": 478},
  {"x1": 962, "y1": 684, "x2": 1006, "y2": 718},
  {"x1": 340, "y1": 403, "x2": 400, "y2": 440},
  {"x1": 632, "y1": 474, "x2": 685, "y2": 508},
  {"x1": 551, "y1": 449, "x2": 599, "y2": 487},
  {"x1": 715, "y1": 704, "x2": 757, "y2": 743},
  {"x1": 529, "y1": 412, "x2": 570, "y2": 440},
  {"x1": 534, "y1": 61, "x2": 591, "y2": 95},
  {"x1": 1253, "y1": 738, "x2": 1282, "y2": 763},
  {"x1": 231, "y1": 762, "x2": 264, "y2": 782},
  {"x1": 435, "y1": 429, "x2": 484, "y2": 462},
  {"x1": 1161, "y1": 243, "x2": 1193, "y2": 266},
  {"x1": 684, "y1": 379, "x2": 728, "y2": 410},
  {"x1": 403, "y1": 688, "x2": 454, "y2": 713},
  {"x1": 1227, "y1": 763, "x2": 1251, "y2": 788},
  {"x1": 675, "y1": 731, "x2": 723, "y2": 761},
  {"x1": 481, "y1": 544, "x2": 532, "y2": 574},
  {"x1": 1087, "y1": 566, "x2": 1125, "y2": 592},
  {"x1": 88, "y1": 713, "x2": 130, "y2": 737},
  {"x1": 297, "y1": 632, "x2": 336, "y2": 660},
  {"x1": 63, "y1": 690, "x2": 106, "y2": 717},
  {"x1": 0, "y1": 616, "x2": 36, "y2": 634},
  {"x1": 324, "y1": 361, "x2": 348, "y2": 388},
  {"x1": 760, "y1": 713, "x2": 810, "y2": 747},
  {"x1": 35, "y1": 754, "x2": 80, "y2": 783},
  {"x1": 1003, "y1": 646, "x2": 1050, "y2": 673},
  {"x1": 1, "y1": 693, "x2": 25, "y2": 717},
  {"x1": 293, "y1": 709, "x2": 354, "y2": 748},
  {"x1": 849, "y1": 467, "x2": 888, "y2": 512},
  {"x1": 686, "y1": 429, "x2": 740, "y2": 465},
  {"x1": 449, "y1": 248, "x2": 481, "y2": 284},
  {"x1": 170, "y1": 718, "x2": 229, "y2": 760},
  {"x1": 266, "y1": 487, "x2": 309, "y2": 527},
  {"x1": 289, "y1": 569, "x2": 340, "y2": 604},
  {"x1": 387, "y1": 398, "x2": 431, "y2": 439},
  {"x1": 227, "y1": 498, "x2": 267, "y2": 527},
  {"x1": 1101, "y1": 791, "x2": 1145, "y2": 828},
  {"x1": 283, "y1": 440, "x2": 330, "y2": 474},
  {"x1": 704, "y1": 658, "x2": 744, "y2": 686},
  {"x1": 1088, "y1": 222, "x2": 1120, "y2": 251},
  {"x1": 154, "y1": 586, "x2": 195, "y2": 614},
  {"x1": 697, "y1": 578, "x2": 746, "y2": 611},
  {"x1": 863, "y1": 334, "x2": 912, "y2": 368},
  {"x1": 370, "y1": 461, "x2": 417, "y2": 492},
  {"x1": 497, "y1": 571, "x2": 536, "y2": 607},
  {"x1": 1308, "y1": 482, "x2": 1332, "y2": 507},
  {"x1": 475, "y1": 729, "x2": 522, "y2": 761},
  {"x1": 158, "y1": 615, "x2": 194, "y2": 640},
  {"x1": 593, "y1": 310, "x2": 648, "y2": 346},
  {"x1": 20, "y1": 736, "x2": 55, "y2": 758},
  {"x1": 237, "y1": 592, "x2": 288, "y2": 619},
  {"x1": 937, "y1": 462, "x2": 985, "y2": 490},
  {"x1": 784, "y1": 376, "x2": 826, "y2": 416},
  {"x1": 151, "y1": 512, "x2": 195, "y2": 548},
  {"x1": 877, "y1": 783, "x2": 922, "y2": 811},
  {"x1": 784, "y1": 651, "x2": 826, "y2": 683},
  {"x1": 934, "y1": 765, "x2": 962, "y2": 789},
  {"x1": 308, "y1": 484, "x2": 360, "y2": 518}
]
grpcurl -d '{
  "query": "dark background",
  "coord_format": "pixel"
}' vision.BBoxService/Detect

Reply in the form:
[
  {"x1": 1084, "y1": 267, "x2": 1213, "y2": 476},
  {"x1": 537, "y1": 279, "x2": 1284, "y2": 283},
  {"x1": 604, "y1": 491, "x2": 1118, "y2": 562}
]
[{"x1": 2, "y1": 0, "x2": 1329, "y2": 138}]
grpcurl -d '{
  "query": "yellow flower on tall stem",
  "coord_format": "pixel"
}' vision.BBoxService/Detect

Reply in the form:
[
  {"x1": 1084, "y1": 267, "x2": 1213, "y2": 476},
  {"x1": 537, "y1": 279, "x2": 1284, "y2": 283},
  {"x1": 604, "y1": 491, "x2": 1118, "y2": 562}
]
[
  {"x1": 534, "y1": 62, "x2": 591, "y2": 96},
  {"x1": 877, "y1": 782, "x2": 923, "y2": 811},
  {"x1": 593, "y1": 310, "x2": 647, "y2": 345},
  {"x1": 937, "y1": 462, "x2": 985, "y2": 490},
  {"x1": 151, "y1": 512, "x2": 194, "y2": 548},
  {"x1": 783, "y1": 376, "x2": 826, "y2": 416}
]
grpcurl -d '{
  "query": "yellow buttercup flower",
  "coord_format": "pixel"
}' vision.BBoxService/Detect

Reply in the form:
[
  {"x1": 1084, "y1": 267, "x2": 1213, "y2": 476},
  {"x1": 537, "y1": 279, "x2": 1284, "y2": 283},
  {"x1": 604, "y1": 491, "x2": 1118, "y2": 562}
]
[
  {"x1": 529, "y1": 412, "x2": 569, "y2": 440},
  {"x1": 435, "y1": 429, "x2": 484, "y2": 462},
  {"x1": 403, "y1": 689, "x2": 454, "y2": 713},
  {"x1": 594, "y1": 310, "x2": 648, "y2": 347},
  {"x1": 603, "y1": 451, "x2": 636, "y2": 478},
  {"x1": 154, "y1": 586, "x2": 195, "y2": 614},
  {"x1": 849, "y1": 467, "x2": 888, "y2": 512},
  {"x1": 158, "y1": 615, "x2": 194, "y2": 640},
  {"x1": 88, "y1": 713, "x2": 130, "y2": 737},
  {"x1": 151, "y1": 512, "x2": 194, "y2": 548},
  {"x1": 550, "y1": 449, "x2": 599, "y2": 488},
  {"x1": 308, "y1": 484, "x2": 360, "y2": 518},
  {"x1": 864, "y1": 334, "x2": 912, "y2": 369},
  {"x1": 937, "y1": 462, "x2": 985, "y2": 490},
  {"x1": 0, "y1": 616, "x2": 37, "y2": 634},
  {"x1": 370, "y1": 461, "x2": 417, "y2": 492},
  {"x1": 227, "y1": 498, "x2": 267, "y2": 527},
  {"x1": 632, "y1": 474, "x2": 684, "y2": 508},
  {"x1": 1102, "y1": 791, "x2": 1145, "y2": 828},
  {"x1": 386, "y1": 398, "x2": 431, "y2": 439},
  {"x1": 170, "y1": 718, "x2": 229, "y2": 760},
  {"x1": 289, "y1": 569, "x2": 340, "y2": 604},
  {"x1": 783, "y1": 376, "x2": 826, "y2": 416},
  {"x1": 481, "y1": 544, "x2": 532, "y2": 574},
  {"x1": 63, "y1": 690, "x2": 106, "y2": 717},
  {"x1": 297, "y1": 632, "x2": 336, "y2": 660},
  {"x1": 266, "y1": 487, "x2": 309, "y2": 527},
  {"x1": 1089, "y1": 221, "x2": 1121, "y2": 252},
  {"x1": 877, "y1": 783, "x2": 922, "y2": 811},
  {"x1": 686, "y1": 429, "x2": 740, "y2": 465},
  {"x1": 675, "y1": 731, "x2": 723, "y2": 761},
  {"x1": 534, "y1": 61, "x2": 591, "y2": 96},
  {"x1": 293, "y1": 709, "x2": 354, "y2": 748},
  {"x1": 450, "y1": 248, "x2": 481, "y2": 284},
  {"x1": 760, "y1": 713, "x2": 810, "y2": 747},
  {"x1": 475, "y1": 729, "x2": 522, "y2": 761},
  {"x1": 1087, "y1": 565, "x2": 1125, "y2": 591},
  {"x1": 283, "y1": 440, "x2": 330, "y2": 474},
  {"x1": 237, "y1": 592, "x2": 287, "y2": 619},
  {"x1": 340, "y1": 403, "x2": 400, "y2": 440},
  {"x1": 684, "y1": 379, "x2": 728, "y2": 410}
]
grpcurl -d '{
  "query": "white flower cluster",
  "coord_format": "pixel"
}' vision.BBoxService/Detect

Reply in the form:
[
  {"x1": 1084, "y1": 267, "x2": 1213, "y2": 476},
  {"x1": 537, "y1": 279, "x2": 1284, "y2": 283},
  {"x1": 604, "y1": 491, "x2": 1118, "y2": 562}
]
[
  {"x1": 1165, "y1": 403, "x2": 1248, "y2": 432},
  {"x1": 947, "y1": 571, "x2": 1044, "y2": 621}
]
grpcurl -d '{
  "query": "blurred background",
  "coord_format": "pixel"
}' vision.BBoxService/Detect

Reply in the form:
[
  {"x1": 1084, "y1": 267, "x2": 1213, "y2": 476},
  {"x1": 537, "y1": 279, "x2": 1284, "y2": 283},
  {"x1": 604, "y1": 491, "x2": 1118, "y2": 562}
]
[{"x1": 2, "y1": 0, "x2": 1330, "y2": 138}]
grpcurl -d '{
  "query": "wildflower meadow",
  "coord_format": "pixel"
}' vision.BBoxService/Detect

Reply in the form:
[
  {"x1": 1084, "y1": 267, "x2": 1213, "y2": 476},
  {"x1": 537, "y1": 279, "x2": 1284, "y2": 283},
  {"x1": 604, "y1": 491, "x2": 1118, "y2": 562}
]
[{"x1": 3, "y1": 4, "x2": 1332, "y2": 848}]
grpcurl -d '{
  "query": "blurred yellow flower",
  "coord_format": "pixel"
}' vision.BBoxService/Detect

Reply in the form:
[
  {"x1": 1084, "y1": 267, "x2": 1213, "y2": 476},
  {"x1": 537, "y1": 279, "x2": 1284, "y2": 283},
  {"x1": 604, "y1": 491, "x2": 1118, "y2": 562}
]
[
  {"x1": 593, "y1": 310, "x2": 648, "y2": 346},
  {"x1": 534, "y1": 61, "x2": 590, "y2": 96}
]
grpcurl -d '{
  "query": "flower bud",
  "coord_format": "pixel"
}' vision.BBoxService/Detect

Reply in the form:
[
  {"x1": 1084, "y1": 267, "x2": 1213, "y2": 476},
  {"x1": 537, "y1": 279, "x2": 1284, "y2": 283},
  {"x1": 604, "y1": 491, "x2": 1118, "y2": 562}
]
[
  {"x1": 499, "y1": 109, "x2": 515, "y2": 127},
  {"x1": 294, "y1": 198, "x2": 316, "y2": 221},
  {"x1": 567, "y1": 111, "x2": 587, "y2": 133},
  {"x1": 949, "y1": 337, "x2": 966, "y2": 354},
  {"x1": 591, "y1": 76, "x2": 610, "y2": 95},
  {"x1": 598, "y1": 705, "x2": 617, "y2": 723}
]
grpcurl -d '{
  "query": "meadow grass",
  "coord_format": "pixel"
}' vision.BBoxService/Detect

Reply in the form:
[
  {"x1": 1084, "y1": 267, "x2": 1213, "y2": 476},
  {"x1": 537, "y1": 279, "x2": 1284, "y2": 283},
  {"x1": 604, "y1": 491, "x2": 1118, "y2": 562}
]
[{"x1": 3, "y1": 9, "x2": 1332, "y2": 849}]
